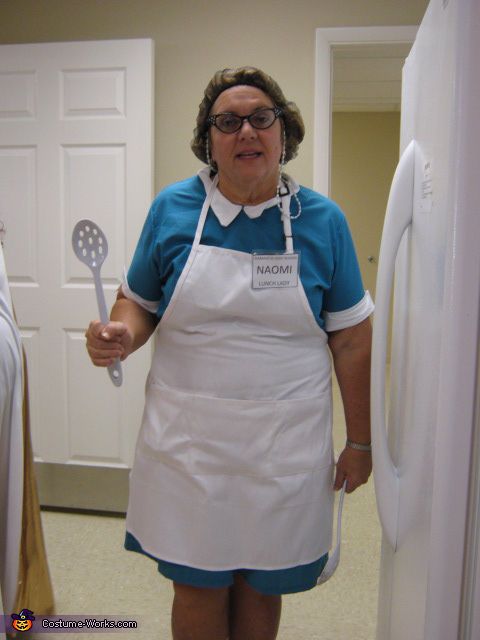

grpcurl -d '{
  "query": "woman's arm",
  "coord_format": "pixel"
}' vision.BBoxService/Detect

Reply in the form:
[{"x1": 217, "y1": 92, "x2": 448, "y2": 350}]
[
  {"x1": 85, "y1": 289, "x2": 158, "y2": 367},
  {"x1": 327, "y1": 317, "x2": 372, "y2": 493}
]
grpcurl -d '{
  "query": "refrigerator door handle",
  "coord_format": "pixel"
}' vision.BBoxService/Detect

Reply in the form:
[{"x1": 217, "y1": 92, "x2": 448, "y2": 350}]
[{"x1": 371, "y1": 139, "x2": 416, "y2": 551}]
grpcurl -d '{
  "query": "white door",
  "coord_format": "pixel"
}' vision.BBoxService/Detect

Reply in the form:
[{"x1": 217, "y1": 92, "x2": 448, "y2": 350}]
[{"x1": 0, "y1": 40, "x2": 153, "y2": 510}]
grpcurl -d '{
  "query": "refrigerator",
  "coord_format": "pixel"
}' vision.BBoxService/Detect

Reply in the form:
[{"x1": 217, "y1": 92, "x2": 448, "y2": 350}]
[{"x1": 371, "y1": 0, "x2": 480, "y2": 639}]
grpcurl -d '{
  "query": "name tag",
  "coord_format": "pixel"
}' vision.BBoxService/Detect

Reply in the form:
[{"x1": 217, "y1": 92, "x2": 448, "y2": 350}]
[{"x1": 252, "y1": 253, "x2": 299, "y2": 289}]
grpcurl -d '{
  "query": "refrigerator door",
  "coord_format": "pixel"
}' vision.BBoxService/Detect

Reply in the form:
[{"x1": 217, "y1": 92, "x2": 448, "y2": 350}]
[
  {"x1": 372, "y1": 0, "x2": 480, "y2": 638},
  {"x1": 422, "y1": 0, "x2": 480, "y2": 636}
]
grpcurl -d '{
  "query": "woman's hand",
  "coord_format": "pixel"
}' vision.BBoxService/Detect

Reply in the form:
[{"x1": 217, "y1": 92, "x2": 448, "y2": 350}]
[
  {"x1": 334, "y1": 446, "x2": 372, "y2": 494},
  {"x1": 85, "y1": 289, "x2": 158, "y2": 367},
  {"x1": 85, "y1": 320, "x2": 134, "y2": 367}
]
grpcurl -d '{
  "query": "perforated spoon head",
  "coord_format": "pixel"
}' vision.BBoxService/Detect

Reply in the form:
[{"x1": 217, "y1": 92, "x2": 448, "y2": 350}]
[
  {"x1": 72, "y1": 219, "x2": 108, "y2": 270},
  {"x1": 71, "y1": 218, "x2": 123, "y2": 387}
]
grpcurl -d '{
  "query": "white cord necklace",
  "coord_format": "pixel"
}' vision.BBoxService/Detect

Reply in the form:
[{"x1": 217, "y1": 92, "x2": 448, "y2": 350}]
[
  {"x1": 276, "y1": 175, "x2": 302, "y2": 220},
  {"x1": 276, "y1": 175, "x2": 302, "y2": 254}
]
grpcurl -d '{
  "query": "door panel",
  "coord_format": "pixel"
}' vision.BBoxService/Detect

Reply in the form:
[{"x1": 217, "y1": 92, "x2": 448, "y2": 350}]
[{"x1": 0, "y1": 40, "x2": 154, "y2": 509}]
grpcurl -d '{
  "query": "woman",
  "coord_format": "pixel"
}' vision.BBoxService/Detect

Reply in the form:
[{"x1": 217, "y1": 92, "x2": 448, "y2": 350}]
[{"x1": 86, "y1": 66, "x2": 373, "y2": 640}]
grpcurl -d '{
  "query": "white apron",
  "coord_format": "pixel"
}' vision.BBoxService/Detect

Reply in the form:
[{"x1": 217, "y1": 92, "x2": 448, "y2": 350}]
[{"x1": 126, "y1": 178, "x2": 335, "y2": 570}]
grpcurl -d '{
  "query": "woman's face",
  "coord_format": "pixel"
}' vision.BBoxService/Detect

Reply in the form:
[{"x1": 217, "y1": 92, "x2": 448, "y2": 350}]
[{"x1": 208, "y1": 85, "x2": 282, "y2": 201}]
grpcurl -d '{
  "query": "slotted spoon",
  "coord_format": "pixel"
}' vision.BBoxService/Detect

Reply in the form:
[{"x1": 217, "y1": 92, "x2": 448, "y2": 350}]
[{"x1": 72, "y1": 219, "x2": 123, "y2": 387}]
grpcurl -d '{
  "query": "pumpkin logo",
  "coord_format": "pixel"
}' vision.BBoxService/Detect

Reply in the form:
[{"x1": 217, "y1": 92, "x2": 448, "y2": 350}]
[{"x1": 11, "y1": 608, "x2": 35, "y2": 632}]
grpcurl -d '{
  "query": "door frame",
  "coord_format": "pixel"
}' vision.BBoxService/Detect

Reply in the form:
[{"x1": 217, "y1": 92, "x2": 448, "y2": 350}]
[{"x1": 314, "y1": 26, "x2": 418, "y2": 196}]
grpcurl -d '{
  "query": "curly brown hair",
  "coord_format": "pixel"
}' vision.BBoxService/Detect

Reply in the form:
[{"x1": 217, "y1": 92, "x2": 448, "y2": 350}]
[{"x1": 191, "y1": 67, "x2": 305, "y2": 167}]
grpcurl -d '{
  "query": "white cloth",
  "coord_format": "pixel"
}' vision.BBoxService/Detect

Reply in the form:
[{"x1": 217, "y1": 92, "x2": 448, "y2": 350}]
[
  {"x1": 0, "y1": 243, "x2": 24, "y2": 615},
  {"x1": 126, "y1": 177, "x2": 336, "y2": 570}
]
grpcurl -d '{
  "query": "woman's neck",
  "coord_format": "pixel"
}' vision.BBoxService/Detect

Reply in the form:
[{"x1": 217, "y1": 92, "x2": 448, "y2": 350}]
[{"x1": 216, "y1": 174, "x2": 278, "y2": 206}]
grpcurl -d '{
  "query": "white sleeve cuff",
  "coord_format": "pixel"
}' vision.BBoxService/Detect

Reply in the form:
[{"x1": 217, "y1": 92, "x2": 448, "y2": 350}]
[
  {"x1": 121, "y1": 269, "x2": 159, "y2": 314},
  {"x1": 323, "y1": 291, "x2": 374, "y2": 332}
]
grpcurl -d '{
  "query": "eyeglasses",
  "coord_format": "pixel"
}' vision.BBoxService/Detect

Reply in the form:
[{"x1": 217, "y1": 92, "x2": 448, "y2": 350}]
[{"x1": 207, "y1": 107, "x2": 283, "y2": 134}]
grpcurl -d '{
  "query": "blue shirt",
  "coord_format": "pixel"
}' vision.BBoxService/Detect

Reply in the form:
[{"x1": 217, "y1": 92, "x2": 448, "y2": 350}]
[{"x1": 125, "y1": 171, "x2": 371, "y2": 331}]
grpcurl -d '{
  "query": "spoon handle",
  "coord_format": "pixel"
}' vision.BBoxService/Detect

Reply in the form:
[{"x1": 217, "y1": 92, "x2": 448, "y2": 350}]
[
  {"x1": 93, "y1": 267, "x2": 109, "y2": 324},
  {"x1": 92, "y1": 267, "x2": 123, "y2": 387}
]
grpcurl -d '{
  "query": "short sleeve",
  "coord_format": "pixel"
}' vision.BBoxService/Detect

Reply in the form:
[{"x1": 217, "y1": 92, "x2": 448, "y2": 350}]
[
  {"x1": 322, "y1": 214, "x2": 374, "y2": 331},
  {"x1": 122, "y1": 207, "x2": 162, "y2": 313}
]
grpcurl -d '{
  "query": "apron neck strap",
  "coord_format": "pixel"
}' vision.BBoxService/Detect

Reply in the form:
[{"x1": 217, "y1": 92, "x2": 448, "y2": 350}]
[{"x1": 193, "y1": 173, "x2": 219, "y2": 248}]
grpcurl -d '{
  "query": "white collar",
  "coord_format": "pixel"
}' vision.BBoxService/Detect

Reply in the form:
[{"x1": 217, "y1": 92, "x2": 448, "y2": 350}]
[{"x1": 197, "y1": 167, "x2": 299, "y2": 228}]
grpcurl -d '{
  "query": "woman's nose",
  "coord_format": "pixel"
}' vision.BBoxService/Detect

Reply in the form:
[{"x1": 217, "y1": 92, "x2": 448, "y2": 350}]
[{"x1": 238, "y1": 119, "x2": 258, "y2": 138}]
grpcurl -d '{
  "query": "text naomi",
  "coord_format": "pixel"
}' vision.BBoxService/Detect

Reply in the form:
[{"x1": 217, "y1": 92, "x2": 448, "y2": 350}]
[{"x1": 256, "y1": 264, "x2": 293, "y2": 275}]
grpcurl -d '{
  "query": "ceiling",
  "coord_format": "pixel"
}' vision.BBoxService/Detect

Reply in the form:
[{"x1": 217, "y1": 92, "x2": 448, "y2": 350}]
[{"x1": 332, "y1": 42, "x2": 413, "y2": 112}]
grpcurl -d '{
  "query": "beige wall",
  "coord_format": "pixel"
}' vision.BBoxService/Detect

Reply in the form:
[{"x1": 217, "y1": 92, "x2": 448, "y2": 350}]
[
  {"x1": 331, "y1": 111, "x2": 400, "y2": 299},
  {"x1": 0, "y1": 0, "x2": 426, "y2": 193}
]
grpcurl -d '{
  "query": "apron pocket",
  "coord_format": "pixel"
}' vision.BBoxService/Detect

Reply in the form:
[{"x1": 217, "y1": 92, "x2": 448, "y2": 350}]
[
  {"x1": 139, "y1": 379, "x2": 193, "y2": 463},
  {"x1": 270, "y1": 392, "x2": 333, "y2": 474},
  {"x1": 140, "y1": 380, "x2": 332, "y2": 477}
]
